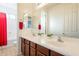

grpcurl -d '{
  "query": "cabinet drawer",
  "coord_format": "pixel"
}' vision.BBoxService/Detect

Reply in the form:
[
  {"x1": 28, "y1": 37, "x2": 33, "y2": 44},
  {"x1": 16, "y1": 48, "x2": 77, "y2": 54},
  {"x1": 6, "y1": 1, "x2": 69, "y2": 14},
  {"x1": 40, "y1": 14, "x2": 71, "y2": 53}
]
[
  {"x1": 30, "y1": 47, "x2": 36, "y2": 56},
  {"x1": 30, "y1": 42, "x2": 36, "y2": 48},
  {"x1": 37, "y1": 45, "x2": 49, "y2": 56},
  {"x1": 25, "y1": 39, "x2": 29, "y2": 45},
  {"x1": 50, "y1": 50, "x2": 63, "y2": 56},
  {"x1": 37, "y1": 51, "x2": 45, "y2": 56}
]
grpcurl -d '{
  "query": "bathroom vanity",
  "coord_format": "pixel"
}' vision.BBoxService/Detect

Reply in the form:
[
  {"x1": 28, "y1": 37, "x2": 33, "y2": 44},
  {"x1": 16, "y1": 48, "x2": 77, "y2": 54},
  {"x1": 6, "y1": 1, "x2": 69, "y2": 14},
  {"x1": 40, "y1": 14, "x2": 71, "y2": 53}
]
[
  {"x1": 21, "y1": 37, "x2": 63, "y2": 56},
  {"x1": 20, "y1": 30, "x2": 79, "y2": 56}
]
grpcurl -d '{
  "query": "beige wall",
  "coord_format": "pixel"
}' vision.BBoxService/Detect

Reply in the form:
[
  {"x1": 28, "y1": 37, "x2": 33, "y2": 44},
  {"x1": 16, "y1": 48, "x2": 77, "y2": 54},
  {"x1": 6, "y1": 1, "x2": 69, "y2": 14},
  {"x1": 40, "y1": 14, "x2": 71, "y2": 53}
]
[
  {"x1": 17, "y1": 3, "x2": 44, "y2": 30},
  {"x1": 17, "y1": 3, "x2": 36, "y2": 21}
]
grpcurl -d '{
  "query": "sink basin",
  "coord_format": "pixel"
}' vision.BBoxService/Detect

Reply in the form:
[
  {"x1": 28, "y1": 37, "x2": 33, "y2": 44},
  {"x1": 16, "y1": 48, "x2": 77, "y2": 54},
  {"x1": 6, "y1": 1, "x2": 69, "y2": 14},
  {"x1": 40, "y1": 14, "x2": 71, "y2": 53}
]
[
  {"x1": 46, "y1": 39, "x2": 64, "y2": 47},
  {"x1": 47, "y1": 36, "x2": 64, "y2": 42},
  {"x1": 46, "y1": 36, "x2": 67, "y2": 48},
  {"x1": 33, "y1": 35, "x2": 65, "y2": 47}
]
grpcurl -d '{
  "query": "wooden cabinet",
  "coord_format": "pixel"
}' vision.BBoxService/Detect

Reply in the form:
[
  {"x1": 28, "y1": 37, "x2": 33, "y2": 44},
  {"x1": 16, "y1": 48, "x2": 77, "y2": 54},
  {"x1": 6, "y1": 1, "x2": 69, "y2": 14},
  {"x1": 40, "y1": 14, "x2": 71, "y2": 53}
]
[
  {"x1": 21, "y1": 37, "x2": 64, "y2": 56},
  {"x1": 37, "y1": 44, "x2": 49, "y2": 56},
  {"x1": 30, "y1": 42, "x2": 36, "y2": 48},
  {"x1": 37, "y1": 51, "x2": 45, "y2": 56},
  {"x1": 21, "y1": 38, "x2": 25, "y2": 55},
  {"x1": 25, "y1": 39, "x2": 29, "y2": 45},
  {"x1": 24, "y1": 44, "x2": 30, "y2": 56},
  {"x1": 21, "y1": 38, "x2": 30, "y2": 56},
  {"x1": 30, "y1": 42, "x2": 36, "y2": 56},
  {"x1": 24, "y1": 39, "x2": 30, "y2": 56},
  {"x1": 50, "y1": 50, "x2": 63, "y2": 56},
  {"x1": 30, "y1": 47, "x2": 36, "y2": 56}
]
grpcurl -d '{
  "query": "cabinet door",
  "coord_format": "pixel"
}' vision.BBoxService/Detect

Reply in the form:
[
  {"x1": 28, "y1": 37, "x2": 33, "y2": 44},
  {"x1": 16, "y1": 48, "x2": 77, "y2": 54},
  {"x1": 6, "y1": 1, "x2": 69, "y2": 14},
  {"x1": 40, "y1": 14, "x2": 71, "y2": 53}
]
[
  {"x1": 37, "y1": 45, "x2": 49, "y2": 56},
  {"x1": 50, "y1": 50, "x2": 63, "y2": 56},
  {"x1": 30, "y1": 42, "x2": 36, "y2": 48},
  {"x1": 25, "y1": 39, "x2": 29, "y2": 45},
  {"x1": 30, "y1": 47, "x2": 36, "y2": 56},
  {"x1": 24, "y1": 44, "x2": 30, "y2": 56},
  {"x1": 21, "y1": 39, "x2": 25, "y2": 55},
  {"x1": 37, "y1": 51, "x2": 45, "y2": 56}
]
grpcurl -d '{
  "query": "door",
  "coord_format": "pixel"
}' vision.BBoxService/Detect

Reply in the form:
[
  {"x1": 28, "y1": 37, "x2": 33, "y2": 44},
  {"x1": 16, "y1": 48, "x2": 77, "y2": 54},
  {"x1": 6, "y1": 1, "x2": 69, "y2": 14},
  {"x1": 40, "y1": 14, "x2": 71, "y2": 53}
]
[{"x1": 0, "y1": 12, "x2": 7, "y2": 46}]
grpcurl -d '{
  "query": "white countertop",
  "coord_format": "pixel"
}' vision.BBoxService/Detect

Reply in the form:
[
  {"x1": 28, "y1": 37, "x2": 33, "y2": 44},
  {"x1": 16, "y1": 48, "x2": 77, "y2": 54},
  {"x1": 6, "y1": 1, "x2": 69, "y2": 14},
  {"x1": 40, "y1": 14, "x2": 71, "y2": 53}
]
[{"x1": 20, "y1": 30, "x2": 79, "y2": 56}]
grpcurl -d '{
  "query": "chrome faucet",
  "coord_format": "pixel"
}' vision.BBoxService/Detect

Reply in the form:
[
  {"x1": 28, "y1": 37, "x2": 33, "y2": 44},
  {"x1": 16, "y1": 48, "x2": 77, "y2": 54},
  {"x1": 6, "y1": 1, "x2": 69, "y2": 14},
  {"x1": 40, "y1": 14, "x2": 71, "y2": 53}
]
[{"x1": 57, "y1": 36, "x2": 64, "y2": 42}]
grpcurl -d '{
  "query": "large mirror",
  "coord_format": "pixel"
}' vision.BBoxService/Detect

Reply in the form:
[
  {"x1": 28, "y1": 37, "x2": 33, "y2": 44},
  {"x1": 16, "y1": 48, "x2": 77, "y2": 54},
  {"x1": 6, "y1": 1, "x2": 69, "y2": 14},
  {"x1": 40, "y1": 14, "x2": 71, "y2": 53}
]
[
  {"x1": 26, "y1": 3, "x2": 79, "y2": 38},
  {"x1": 45, "y1": 3, "x2": 79, "y2": 38}
]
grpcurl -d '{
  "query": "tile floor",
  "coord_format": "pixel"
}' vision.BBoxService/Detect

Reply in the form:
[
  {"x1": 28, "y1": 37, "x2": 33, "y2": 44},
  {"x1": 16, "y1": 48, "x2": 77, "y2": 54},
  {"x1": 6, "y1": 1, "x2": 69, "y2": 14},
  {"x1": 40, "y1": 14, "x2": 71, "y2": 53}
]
[{"x1": 0, "y1": 41, "x2": 18, "y2": 56}]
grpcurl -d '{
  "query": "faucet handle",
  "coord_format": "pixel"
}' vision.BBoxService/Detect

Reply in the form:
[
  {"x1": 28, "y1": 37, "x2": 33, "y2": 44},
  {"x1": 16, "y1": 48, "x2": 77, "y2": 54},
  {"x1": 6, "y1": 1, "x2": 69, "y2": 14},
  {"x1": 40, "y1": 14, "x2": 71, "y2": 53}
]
[
  {"x1": 62, "y1": 33, "x2": 64, "y2": 35},
  {"x1": 62, "y1": 33, "x2": 65, "y2": 36}
]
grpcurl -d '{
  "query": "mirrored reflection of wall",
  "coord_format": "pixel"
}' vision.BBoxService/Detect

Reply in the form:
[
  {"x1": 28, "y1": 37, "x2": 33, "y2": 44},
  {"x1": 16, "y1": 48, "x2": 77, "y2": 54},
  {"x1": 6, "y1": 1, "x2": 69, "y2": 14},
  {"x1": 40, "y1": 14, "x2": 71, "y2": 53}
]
[{"x1": 46, "y1": 4, "x2": 79, "y2": 38}]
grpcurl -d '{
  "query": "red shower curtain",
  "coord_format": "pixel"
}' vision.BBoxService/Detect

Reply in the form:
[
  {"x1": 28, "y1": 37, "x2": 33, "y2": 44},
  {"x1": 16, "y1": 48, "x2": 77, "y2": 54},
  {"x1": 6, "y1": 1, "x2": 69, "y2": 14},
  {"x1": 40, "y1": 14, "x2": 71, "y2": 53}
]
[{"x1": 0, "y1": 12, "x2": 7, "y2": 46}]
